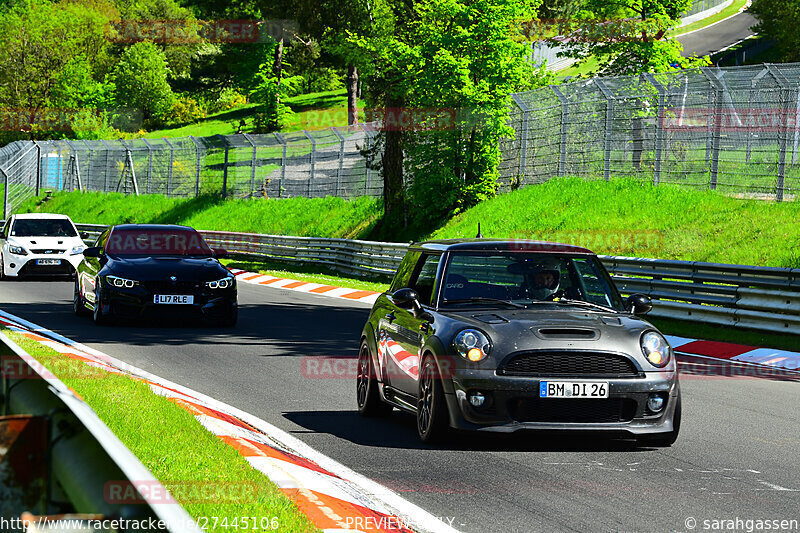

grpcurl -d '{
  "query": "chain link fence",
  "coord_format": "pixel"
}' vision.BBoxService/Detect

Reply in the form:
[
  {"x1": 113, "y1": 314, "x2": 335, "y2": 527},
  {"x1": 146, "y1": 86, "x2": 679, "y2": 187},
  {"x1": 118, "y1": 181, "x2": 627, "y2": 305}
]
[
  {"x1": 4, "y1": 63, "x2": 800, "y2": 219},
  {"x1": 502, "y1": 64, "x2": 800, "y2": 200}
]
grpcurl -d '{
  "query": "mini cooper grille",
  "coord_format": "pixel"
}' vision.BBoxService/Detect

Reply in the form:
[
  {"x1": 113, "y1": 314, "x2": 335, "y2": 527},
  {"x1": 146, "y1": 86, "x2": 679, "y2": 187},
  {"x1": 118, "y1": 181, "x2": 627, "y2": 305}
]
[
  {"x1": 500, "y1": 351, "x2": 640, "y2": 377},
  {"x1": 509, "y1": 398, "x2": 637, "y2": 423}
]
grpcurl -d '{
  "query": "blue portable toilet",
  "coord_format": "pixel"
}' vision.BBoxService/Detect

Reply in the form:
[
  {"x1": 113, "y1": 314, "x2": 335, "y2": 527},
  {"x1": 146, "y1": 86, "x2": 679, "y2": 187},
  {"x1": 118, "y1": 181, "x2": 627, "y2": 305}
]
[{"x1": 40, "y1": 153, "x2": 63, "y2": 190}]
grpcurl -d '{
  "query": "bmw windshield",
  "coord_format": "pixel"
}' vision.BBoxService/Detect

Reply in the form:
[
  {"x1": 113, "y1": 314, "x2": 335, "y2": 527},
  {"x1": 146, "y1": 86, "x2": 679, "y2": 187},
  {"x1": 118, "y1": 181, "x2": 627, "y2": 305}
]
[
  {"x1": 439, "y1": 252, "x2": 624, "y2": 311},
  {"x1": 106, "y1": 228, "x2": 213, "y2": 258}
]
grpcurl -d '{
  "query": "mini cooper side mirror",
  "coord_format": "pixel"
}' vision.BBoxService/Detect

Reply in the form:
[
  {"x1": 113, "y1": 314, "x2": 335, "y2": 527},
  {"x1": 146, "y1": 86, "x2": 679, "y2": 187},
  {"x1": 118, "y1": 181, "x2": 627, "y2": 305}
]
[
  {"x1": 392, "y1": 288, "x2": 419, "y2": 309},
  {"x1": 213, "y1": 248, "x2": 228, "y2": 258},
  {"x1": 80, "y1": 232, "x2": 90, "y2": 240},
  {"x1": 627, "y1": 294, "x2": 653, "y2": 315},
  {"x1": 82, "y1": 246, "x2": 103, "y2": 258}
]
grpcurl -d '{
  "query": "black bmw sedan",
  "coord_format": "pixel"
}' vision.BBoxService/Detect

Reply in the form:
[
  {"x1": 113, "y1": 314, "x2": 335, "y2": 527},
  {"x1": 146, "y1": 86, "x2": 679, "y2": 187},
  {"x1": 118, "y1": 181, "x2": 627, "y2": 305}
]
[{"x1": 74, "y1": 224, "x2": 237, "y2": 326}]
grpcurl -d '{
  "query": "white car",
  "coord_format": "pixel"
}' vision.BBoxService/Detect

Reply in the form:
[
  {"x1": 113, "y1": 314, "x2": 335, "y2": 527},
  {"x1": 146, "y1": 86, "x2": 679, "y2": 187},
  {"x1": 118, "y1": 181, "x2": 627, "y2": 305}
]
[{"x1": 0, "y1": 213, "x2": 87, "y2": 279}]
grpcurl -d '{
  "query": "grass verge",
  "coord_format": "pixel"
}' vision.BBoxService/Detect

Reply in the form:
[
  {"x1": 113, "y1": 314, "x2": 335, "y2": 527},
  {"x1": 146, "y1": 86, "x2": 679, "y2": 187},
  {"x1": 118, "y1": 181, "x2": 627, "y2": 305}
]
[
  {"x1": 4, "y1": 328, "x2": 318, "y2": 533},
  {"x1": 223, "y1": 258, "x2": 390, "y2": 293}
]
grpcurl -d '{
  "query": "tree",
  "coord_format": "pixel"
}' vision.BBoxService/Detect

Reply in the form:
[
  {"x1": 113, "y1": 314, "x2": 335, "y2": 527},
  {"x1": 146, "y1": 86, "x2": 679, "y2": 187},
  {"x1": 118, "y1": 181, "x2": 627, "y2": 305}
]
[
  {"x1": 352, "y1": 0, "x2": 548, "y2": 225},
  {"x1": 553, "y1": 0, "x2": 710, "y2": 75},
  {"x1": 111, "y1": 41, "x2": 176, "y2": 123},
  {"x1": 0, "y1": 0, "x2": 114, "y2": 139},
  {"x1": 749, "y1": 0, "x2": 800, "y2": 62}
]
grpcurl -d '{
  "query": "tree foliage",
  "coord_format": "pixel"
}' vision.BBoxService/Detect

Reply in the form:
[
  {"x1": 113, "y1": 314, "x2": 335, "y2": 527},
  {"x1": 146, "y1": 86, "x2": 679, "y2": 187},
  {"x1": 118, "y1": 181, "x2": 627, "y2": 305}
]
[
  {"x1": 749, "y1": 0, "x2": 800, "y2": 62},
  {"x1": 111, "y1": 41, "x2": 175, "y2": 123}
]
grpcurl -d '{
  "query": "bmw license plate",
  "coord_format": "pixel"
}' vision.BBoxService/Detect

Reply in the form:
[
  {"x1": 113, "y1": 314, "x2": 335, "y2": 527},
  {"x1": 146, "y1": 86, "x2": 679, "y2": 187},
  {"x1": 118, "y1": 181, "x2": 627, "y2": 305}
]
[
  {"x1": 540, "y1": 381, "x2": 609, "y2": 398},
  {"x1": 36, "y1": 259, "x2": 61, "y2": 266},
  {"x1": 154, "y1": 295, "x2": 194, "y2": 305}
]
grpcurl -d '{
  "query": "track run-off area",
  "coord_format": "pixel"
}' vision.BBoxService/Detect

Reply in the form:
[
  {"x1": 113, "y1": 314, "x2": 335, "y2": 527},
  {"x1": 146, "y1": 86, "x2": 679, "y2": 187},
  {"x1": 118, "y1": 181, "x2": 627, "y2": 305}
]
[{"x1": 2, "y1": 278, "x2": 799, "y2": 533}]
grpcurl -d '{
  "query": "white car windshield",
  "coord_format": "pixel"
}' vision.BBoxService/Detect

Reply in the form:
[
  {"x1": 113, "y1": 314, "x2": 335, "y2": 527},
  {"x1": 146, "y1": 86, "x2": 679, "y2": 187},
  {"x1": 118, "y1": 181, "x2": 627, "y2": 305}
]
[{"x1": 11, "y1": 219, "x2": 77, "y2": 237}]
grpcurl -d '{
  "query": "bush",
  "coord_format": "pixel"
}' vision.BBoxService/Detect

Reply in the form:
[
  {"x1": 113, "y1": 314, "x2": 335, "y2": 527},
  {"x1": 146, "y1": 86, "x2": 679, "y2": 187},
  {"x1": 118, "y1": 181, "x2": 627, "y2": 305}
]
[
  {"x1": 165, "y1": 95, "x2": 206, "y2": 125},
  {"x1": 213, "y1": 88, "x2": 248, "y2": 112}
]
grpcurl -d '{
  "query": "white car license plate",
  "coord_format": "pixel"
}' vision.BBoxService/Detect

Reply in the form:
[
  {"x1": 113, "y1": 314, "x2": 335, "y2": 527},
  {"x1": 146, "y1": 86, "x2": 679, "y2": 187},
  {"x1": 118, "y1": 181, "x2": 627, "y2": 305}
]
[
  {"x1": 36, "y1": 259, "x2": 61, "y2": 266},
  {"x1": 540, "y1": 381, "x2": 609, "y2": 398},
  {"x1": 154, "y1": 295, "x2": 194, "y2": 305}
]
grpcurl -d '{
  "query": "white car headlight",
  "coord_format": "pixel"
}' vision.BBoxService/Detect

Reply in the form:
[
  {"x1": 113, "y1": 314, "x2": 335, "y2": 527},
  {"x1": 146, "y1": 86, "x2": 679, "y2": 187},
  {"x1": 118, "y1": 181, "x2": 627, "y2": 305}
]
[
  {"x1": 7, "y1": 244, "x2": 27, "y2": 256},
  {"x1": 206, "y1": 277, "x2": 235, "y2": 289},
  {"x1": 453, "y1": 329, "x2": 491, "y2": 362},
  {"x1": 106, "y1": 275, "x2": 139, "y2": 288},
  {"x1": 70, "y1": 245, "x2": 86, "y2": 255},
  {"x1": 641, "y1": 331, "x2": 671, "y2": 368}
]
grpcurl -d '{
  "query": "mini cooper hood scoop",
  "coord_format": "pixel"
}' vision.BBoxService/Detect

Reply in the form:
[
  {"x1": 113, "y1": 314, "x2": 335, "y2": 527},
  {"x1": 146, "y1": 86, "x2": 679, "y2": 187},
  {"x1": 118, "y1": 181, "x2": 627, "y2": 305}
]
[
  {"x1": 533, "y1": 326, "x2": 600, "y2": 340},
  {"x1": 472, "y1": 313, "x2": 509, "y2": 324}
]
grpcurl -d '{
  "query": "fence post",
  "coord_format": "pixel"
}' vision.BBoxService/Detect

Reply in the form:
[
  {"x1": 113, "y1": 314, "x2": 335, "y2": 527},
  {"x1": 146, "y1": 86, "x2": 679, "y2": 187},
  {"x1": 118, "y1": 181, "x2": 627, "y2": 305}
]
[
  {"x1": 33, "y1": 141, "x2": 41, "y2": 196},
  {"x1": 595, "y1": 79, "x2": 614, "y2": 182},
  {"x1": 362, "y1": 124, "x2": 373, "y2": 196},
  {"x1": 220, "y1": 135, "x2": 230, "y2": 199},
  {"x1": 163, "y1": 138, "x2": 175, "y2": 197},
  {"x1": 243, "y1": 133, "x2": 257, "y2": 198},
  {"x1": 510, "y1": 94, "x2": 529, "y2": 181},
  {"x1": 766, "y1": 64, "x2": 791, "y2": 201},
  {"x1": 83, "y1": 140, "x2": 94, "y2": 192},
  {"x1": 1, "y1": 167, "x2": 8, "y2": 219},
  {"x1": 303, "y1": 130, "x2": 316, "y2": 197},
  {"x1": 189, "y1": 136, "x2": 201, "y2": 197},
  {"x1": 550, "y1": 85, "x2": 568, "y2": 177},
  {"x1": 274, "y1": 132, "x2": 286, "y2": 199},
  {"x1": 644, "y1": 73, "x2": 666, "y2": 186},
  {"x1": 141, "y1": 139, "x2": 154, "y2": 194},
  {"x1": 65, "y1": 140, "x2": 82, "y2": 192},
  {"x1": 701, "y1": 68, "x2": 723, "y2": 190},
  {"x1": 745, "y1": 69, "x2": 768, "y2": 162},
  {"x1": 331, "y1": 127, "x2": 345, "y2": 196},
  {"x1": 100, "y1": 140, "x2": 112, "y2": 192}
]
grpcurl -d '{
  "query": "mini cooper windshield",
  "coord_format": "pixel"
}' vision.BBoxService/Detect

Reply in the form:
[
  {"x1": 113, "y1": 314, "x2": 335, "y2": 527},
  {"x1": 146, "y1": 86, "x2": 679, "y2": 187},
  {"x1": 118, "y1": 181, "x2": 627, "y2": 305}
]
[
  {"x1": 440, "y1": 253, "x2": 624, "y2": 311},
  {"x1": 106, "y1": 228, "x2": 213, "y2": 257}
]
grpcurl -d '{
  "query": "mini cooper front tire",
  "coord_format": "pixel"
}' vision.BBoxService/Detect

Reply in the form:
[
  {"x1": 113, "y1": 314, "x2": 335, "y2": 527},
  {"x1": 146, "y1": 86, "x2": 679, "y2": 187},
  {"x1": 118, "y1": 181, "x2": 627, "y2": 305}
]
[
  {"x1": 73, "y1": 278, "x2": 90, "y2": 317},
  {"x1": 417, "y1": 355, "x2": 449, "y2": 444}
]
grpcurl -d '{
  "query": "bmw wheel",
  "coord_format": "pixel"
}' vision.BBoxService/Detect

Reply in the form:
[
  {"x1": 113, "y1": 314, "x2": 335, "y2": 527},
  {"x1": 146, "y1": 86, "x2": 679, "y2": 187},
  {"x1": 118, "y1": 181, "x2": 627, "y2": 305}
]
[
  {"x1": 92, "y1": 280, "x2": 111, "y2": 326},
  {"x1": 356, "y1": 341, "x2": 391, "y2": 417},
  {"x1": 417, "y1": 355, "x2": 448, "y2": 443},
  {"x1": 73, "y1": 277, "x2": 90, "y2": 317}
]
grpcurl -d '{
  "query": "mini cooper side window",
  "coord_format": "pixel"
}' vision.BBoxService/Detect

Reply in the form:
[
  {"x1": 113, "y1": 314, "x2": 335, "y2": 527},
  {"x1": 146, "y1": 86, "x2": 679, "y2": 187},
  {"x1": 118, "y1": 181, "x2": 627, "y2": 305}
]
[
  {"x1": 390, "y1": 251, "x2": 421, "y2": 292},
  {"x1": 408, "y1": 253, "x2": 441, "y2": 306}
]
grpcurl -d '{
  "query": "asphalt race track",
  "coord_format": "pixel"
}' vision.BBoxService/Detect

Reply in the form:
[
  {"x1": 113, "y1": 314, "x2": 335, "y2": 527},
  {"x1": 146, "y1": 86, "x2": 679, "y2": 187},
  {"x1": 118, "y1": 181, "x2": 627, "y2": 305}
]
[
  {"x1": 2, "y1": 280, "x2": 799, "y2": 532},
  {"x1": 678, "y1": 12, "x2": 757, "y2": 58}
]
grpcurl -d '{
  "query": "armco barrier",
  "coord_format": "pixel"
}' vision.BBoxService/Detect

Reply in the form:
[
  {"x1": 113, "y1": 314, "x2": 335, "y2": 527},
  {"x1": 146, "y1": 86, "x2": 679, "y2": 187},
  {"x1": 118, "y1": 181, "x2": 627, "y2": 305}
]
[
  {"x1": 0, "y1": 329, "x2": 200, "y2": 531},
  {"x1": 4, "y1": 222, "x2": 798, "y2": 334}
]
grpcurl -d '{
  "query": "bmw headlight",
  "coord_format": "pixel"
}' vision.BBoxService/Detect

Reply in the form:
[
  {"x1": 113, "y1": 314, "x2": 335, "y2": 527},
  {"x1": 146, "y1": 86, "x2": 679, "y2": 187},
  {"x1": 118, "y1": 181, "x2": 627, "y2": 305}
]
[
  {"x1": 106, "y1": 275, "x2": 139, "y2": 289},
  {"x1": 7, "y1": 244, "x2": 27, "y2": 256},
  {"x1": 70, "y1": 245, "x2": 86, "y2": 255},
  {"x1": 453, "y1": 329, "x2": 491, "y2": 362},
  {"x1": 206, "y1": 276, "x2": 235, "y2": 289},
  {"x1": 641, "y1": 331, "x2": 671, "y2": 368}
]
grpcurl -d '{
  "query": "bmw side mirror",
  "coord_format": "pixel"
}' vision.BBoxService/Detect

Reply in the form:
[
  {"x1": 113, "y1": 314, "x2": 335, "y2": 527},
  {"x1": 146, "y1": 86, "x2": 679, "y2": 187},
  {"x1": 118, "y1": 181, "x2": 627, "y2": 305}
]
[
  {"x1": 627, "y1": 294, "x2": 653, "y2": 315},
  {"x1": 392, "y1": 288, "x2": 419, "y2": 310},
  {"x1": 213, "y1": 248, "x2": 228, "y2": 258},
  {"x1": 82, "y1": 247, "x2": 102, "y2": 258}
]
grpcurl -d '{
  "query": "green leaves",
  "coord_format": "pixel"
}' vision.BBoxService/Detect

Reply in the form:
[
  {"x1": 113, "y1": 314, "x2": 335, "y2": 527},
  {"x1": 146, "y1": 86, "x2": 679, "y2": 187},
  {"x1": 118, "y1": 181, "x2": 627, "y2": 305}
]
[{"x1": 111, "y1": 41, "x2": 176, "y2": 123}]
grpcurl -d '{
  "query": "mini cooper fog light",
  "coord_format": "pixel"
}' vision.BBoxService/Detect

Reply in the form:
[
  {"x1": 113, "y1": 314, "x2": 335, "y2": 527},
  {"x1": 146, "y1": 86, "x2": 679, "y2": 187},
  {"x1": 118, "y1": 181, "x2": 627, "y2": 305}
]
[
  {"x1": 647, "y1": 394, "x2": 665, "y2": 413},
  {"x1": 468, "y1": 391, "x2": 486, "y2": 408}
]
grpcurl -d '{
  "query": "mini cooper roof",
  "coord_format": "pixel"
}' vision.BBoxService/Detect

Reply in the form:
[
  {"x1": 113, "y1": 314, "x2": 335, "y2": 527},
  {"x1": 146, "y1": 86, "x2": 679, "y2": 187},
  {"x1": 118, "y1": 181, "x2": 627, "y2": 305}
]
[
  {"x1": 110, "y1": 224, "x2": 196, "y2": 231},
  {"x1": 412, "y1": 239, "x2": 595, "y2": 255}
]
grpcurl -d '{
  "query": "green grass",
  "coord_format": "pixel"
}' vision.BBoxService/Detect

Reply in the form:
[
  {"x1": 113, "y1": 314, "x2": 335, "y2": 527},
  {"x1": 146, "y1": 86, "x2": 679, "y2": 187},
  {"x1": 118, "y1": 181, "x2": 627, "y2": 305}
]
[
  {"x1": 147, "y1": 90, "x2": 366, "y2": 139},
  {"x1": 20, "y1": 192, "x2": 383, "y2": 239},
  {"x1": 223, "y1": 258, "x2": 390, "y2": 293},
  {"x1": 5, "y1": 329, "x2": 318, "y2": 533},
  {"x1": 427, "y1": 177, "x2": 800, "y2": 267}
]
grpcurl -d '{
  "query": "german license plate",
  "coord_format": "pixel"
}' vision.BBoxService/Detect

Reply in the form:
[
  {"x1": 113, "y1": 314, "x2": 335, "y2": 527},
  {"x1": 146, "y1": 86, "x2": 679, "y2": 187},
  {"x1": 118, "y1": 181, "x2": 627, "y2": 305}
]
[
  {"x1": 36, "y1": 259, "x2": 61, "y2": 266},
  {"x1": 154, "y1": 295, "x2": 194, "y2": 305},
  {"x1": 540, "y1": 381, "x2": 609, "y2": 398}
]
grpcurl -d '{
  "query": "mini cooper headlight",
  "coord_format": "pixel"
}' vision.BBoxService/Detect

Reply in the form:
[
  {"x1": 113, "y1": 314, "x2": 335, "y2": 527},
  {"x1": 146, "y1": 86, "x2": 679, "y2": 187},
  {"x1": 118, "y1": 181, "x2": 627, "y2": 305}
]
[
  {"x1": 70, "y1": 245, "x2": 86, "y2": 255},
  {"x1": 641, "y1": 331, "x2": 671, "y2": 368},
  {"x1": 453, "y1": 329, "x2": 491, "y2": 362},
  {"x1": 206, "y1": 276, "x2": 235, "y2": 289},
  {"x1": 106, "y1": 275, "x2": 139, "y2": 289},
  {"x1": 7, "y1": 244, "x2": 27, "y2": 256}
]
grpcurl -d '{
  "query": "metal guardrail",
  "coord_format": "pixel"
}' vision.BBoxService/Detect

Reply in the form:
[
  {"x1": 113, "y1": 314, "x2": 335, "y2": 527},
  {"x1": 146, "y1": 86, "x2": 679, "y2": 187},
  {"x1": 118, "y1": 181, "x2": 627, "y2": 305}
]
[
  {"x1": 0, "y1": 329, "x2": 200, "y2": 530},
  {"x1": 3, "y1": 222, "x2": 797, "y2": 334}
]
